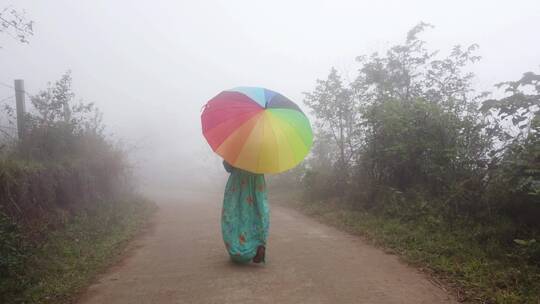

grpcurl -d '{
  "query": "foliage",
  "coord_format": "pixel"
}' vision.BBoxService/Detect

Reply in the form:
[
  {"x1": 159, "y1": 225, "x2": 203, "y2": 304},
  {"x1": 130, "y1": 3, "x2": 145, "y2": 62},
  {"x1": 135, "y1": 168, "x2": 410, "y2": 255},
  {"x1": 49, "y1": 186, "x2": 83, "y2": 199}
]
[
  {"x1": 0, "y1": 211, "x2": 28, "y2": 300},
  {"x1": 482, "y1": 72, "x2": 540, "y2": 226},
  {"x1": 0, "y1": 157, "x2": 129, "y2": 226},
  {"x1": 301, "y1": 131, "x2": 339, "y2": 200},
  {"x1": 267, "y1": 162, "x2": 306, "y2": 191},
  {"x1": 481, "y1": 71, "x2": 540, "y2": 148},
  {"x1": 28, "y1": 71, "x2": 102, "y2": 133},
  {"x1": 304, "y1": 68, "x2": 358, "y2": 193},
  {"x1": 0, "y1": 198, "x2": 155, "y2": 304},
  {"x1": 0, "y1": 6, "x2": 33, "y2": 46},
  {"x1": 296, "y1": 23, "x2": 540, "y2": 303},
  {"x1": 303, "y1": 23, "x2": 490, "y2": 210},
  {"x1": 359, "y1": 98, "x2": 485, "y2": 195},
  {"x1": 19, "y1": 71, "x2": 105, "y2": 161},
  {"x1": 356, "y1": 31, "x2": 488, "y2": 196},
  {"x1": 0, "y1": 72, "x2": 140, "y2": 302}
]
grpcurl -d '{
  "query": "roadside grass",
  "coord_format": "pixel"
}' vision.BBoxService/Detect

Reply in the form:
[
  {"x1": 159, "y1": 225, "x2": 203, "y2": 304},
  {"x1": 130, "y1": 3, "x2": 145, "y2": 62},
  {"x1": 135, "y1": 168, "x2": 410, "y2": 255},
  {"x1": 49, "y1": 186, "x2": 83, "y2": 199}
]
[
  {"x1": 281, "y1": 197, "x2": 540, "y2": 304},
  {"x1": 2, "y1": 197, "x2": 156, "y2": 304}
]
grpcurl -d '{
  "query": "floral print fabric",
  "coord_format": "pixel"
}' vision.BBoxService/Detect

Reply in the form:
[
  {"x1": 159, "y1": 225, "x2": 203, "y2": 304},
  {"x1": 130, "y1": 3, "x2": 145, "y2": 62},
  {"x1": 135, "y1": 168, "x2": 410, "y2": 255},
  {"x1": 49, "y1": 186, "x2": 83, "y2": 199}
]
[{"x1": 221, "y1": 165, "x2": 269, "y2": 263}]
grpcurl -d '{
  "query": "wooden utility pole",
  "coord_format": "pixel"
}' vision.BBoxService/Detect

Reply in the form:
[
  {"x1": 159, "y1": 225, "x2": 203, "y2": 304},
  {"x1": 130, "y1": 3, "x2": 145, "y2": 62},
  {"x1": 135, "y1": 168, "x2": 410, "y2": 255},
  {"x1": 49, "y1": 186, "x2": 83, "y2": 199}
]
[{"x1": 14, "y1": 79, "x2": 26, "y2": 140}]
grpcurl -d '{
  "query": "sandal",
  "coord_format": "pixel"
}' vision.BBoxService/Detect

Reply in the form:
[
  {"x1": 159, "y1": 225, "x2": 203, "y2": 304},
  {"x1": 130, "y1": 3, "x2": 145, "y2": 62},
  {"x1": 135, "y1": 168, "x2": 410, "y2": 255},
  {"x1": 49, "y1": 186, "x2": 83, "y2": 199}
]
[{"x1": 252, "y1": 245, "x2": 266, "y2": 264}]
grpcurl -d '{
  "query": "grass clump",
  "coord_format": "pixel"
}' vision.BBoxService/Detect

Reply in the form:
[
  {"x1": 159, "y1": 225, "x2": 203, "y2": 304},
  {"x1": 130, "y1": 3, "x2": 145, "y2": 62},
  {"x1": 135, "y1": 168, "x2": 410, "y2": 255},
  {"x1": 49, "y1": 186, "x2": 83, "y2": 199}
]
[{"x1": 1, "y1": 198, "x2": 156, "y2": 304}]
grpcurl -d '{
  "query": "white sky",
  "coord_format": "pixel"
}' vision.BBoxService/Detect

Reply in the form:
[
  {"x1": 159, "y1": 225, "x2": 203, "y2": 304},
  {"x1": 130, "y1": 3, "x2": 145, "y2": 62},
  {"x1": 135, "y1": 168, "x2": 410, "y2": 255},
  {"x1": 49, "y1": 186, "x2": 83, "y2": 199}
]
[{"x1": 0, "y1": 0, "x2": 539, "y2": 190}]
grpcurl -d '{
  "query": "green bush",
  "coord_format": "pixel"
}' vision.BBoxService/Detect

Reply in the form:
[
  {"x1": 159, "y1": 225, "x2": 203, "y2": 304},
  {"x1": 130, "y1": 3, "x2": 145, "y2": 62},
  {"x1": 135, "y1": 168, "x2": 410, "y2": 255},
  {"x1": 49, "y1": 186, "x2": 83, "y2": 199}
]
[
  {"x1": 0, "y1": 211, "x2": 28, "y2": 299},
  {"x1": 0, "y1": 198, "x2": 155, "y2": 304},
  {"x1": 0, "y1": 71, "x2": 142, "y2": 302},
  {"x1": 296, "y1": 24, "x2": 540, "y2": 302}
]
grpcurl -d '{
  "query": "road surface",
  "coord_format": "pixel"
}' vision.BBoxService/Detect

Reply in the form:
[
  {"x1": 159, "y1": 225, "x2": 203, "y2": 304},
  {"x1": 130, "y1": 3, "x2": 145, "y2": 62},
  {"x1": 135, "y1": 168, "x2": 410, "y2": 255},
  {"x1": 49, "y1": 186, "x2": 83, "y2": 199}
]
[{"x1": 78, "y1": 192, "x2": 456, "y2": 304}]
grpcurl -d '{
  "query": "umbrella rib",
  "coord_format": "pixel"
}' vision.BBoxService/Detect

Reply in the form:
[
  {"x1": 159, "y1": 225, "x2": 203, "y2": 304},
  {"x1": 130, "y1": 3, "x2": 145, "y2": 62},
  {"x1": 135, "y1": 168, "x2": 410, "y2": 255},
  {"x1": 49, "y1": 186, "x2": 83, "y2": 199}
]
[
  {"x1": 202, "y1": 108, "x2": 261, "y2": 135},
  {"x1": 280, "y1": 117, "x2": 307, "y2": 164},
  {"x1": 272, "y1": 110, "x2": 312, "y2": 152},
  {"x1": 276, "y1": 112, "x2": 297, "y2": 170},
  {"x1": 256, "y1": 113, "x2": 266, "y2": 173},
  {"x1": 266, "y1": 111, "x2": 283, "y2": 173},
  {"x1": 292, "y1": 114, "x2": 312, "y2": 150},
  {"x1": 228, "y1": 112, "x2": 263, "y2": 164}
]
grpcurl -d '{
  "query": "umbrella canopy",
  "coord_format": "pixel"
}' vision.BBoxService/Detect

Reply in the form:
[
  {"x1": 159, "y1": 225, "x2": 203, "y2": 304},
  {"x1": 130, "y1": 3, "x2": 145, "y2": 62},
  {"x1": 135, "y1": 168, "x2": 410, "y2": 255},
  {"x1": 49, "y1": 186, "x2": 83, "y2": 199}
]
[{"x1": 201, "y1": 87, "x2": 313, "y2": 174}]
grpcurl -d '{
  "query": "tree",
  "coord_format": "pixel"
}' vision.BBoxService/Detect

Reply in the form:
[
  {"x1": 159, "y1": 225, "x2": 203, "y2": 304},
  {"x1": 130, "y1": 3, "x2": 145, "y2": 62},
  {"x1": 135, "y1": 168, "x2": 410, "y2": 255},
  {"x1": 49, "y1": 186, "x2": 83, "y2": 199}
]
[
  {"x1": 304, "y1": 68, "x2": 359, "y2": 193},
  {"x1": 481, "y1": 71, "x2": 540, "y2": 152},
  {"x1": 302, "y1": 23, "x2": 491, "y2": 216},
  {"x1": 22, "y1": 71, "x2": 104, "y2": 160},
  {"x1": 351, "y1": 23, "x2": 488, "y2": 197},
  {"x1": 354, "y1": 23, "x2": 481, "y2": 112},
  {"x1": 0, "y1": 6, "x2": 33, "y2": 145},
  {"x1": 482, "y1": 71, "x2": 540, "y2": 219},
  {"x1": 0, "y1": 6, "x2": 33, "y2": 47},
  {"x1": 29, "y1": 71, "x2": 102, "y2": 134},
  {"x1": 354, "y1": 22, "x2": 436, "y2": 104}
]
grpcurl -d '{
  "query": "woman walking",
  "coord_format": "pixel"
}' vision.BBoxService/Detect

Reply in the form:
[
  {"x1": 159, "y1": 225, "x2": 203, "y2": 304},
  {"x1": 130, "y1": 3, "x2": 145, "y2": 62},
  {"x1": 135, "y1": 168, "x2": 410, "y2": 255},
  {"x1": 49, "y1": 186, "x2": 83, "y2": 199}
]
[
  {"x1": 201, "y1": 87, "x2": 312, "y2": 263},
  {"x1": 221, "y1": 160, "x2": 269, "y2": 263}
]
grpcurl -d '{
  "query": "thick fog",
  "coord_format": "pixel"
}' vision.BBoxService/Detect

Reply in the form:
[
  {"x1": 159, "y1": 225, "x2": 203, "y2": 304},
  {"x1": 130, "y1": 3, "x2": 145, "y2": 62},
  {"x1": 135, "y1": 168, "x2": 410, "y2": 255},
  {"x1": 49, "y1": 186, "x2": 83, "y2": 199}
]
[{"x1": 1, "y1": 0, "x2": 539, "y2": 196}]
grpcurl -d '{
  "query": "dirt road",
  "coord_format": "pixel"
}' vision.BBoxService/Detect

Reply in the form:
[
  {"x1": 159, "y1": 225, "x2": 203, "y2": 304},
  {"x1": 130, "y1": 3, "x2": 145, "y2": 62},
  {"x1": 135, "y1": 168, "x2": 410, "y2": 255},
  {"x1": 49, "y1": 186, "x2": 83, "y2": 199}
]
[{"x1": 78, "y1": 192, "x2": 456, "y2": 304}]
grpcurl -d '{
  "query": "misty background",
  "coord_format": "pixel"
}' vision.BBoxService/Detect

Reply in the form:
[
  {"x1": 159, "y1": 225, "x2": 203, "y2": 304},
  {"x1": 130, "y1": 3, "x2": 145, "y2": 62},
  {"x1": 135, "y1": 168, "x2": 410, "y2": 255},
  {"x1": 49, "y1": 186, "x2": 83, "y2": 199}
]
[{"x1": 1, "y1": 0, "x2": 539, "y2": 195}]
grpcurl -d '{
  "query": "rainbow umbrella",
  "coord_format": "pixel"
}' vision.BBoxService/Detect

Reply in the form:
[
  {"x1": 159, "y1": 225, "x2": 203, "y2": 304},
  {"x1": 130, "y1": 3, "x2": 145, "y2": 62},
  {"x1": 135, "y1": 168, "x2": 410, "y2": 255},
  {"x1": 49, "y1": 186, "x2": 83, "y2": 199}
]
[{"x1": 201, "y1": 87, "x2": 313, "y2": 174}]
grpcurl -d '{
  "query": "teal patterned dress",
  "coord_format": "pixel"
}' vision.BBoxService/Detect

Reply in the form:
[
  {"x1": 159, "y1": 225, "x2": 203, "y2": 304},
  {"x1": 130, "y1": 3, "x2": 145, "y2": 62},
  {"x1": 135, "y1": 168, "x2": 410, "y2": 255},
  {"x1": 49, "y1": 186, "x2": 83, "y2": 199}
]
[{"x1": 222, "y1": 161, "x2": 269, "y2": 263}]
